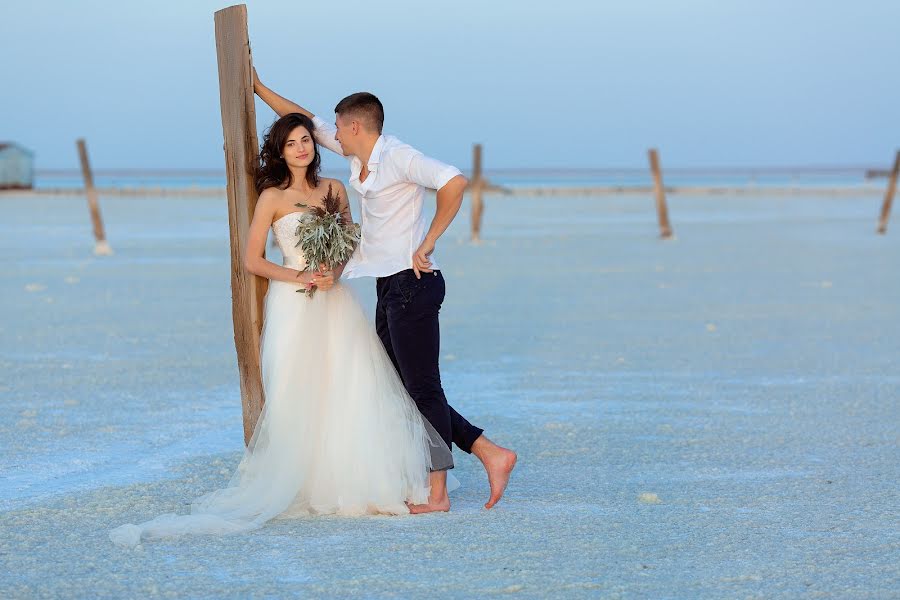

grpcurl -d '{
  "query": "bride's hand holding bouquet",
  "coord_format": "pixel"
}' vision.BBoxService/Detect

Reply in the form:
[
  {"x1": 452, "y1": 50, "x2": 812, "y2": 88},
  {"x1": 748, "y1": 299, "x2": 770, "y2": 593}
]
[{"x1": 293, "y1": 183, "x2": 360, "y2": 297}]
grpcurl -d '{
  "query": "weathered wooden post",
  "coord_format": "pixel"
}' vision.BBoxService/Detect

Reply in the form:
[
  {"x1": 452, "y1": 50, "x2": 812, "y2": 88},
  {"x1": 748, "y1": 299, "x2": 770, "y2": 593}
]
[
  {"x1": 470, "y1": 143, "x2": 485, "y2": 242},
  {"x1": 648, "y1": 148, "x2": 673, "y2": 239},
  {"x1": 876, "y1": 150, "x2": 899, "y2": 234},
  {"x1": 76, "y1": 139, "x2": 113, "y2": 256},
  {"x1": 214, "y1": 4, "x2": 267, "y2": 445}
]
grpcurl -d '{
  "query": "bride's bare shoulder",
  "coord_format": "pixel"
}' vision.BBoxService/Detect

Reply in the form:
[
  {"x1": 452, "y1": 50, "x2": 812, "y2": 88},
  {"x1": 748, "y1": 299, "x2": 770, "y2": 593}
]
[
  {"x1": 255, "y1": 187, "x2": 288, "y2": 223},
  {"x1": 319, "y1": 178, "x2": 347, "y2": 195},
  {"x1": 258, "y1": 186, "x2": 285, "y2": 202}
]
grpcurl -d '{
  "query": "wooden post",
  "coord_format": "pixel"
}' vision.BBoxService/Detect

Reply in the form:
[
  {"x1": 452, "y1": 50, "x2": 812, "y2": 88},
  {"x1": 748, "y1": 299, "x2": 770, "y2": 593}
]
[
  {"x1": 648, "y1": 148, "x2": 673, "y2": 239},
  {"x1": 470, "y1": 143, "x2": 484, "y2": 243},
  {"x1": 214, "y1": 4, "x2": 267, "y2": 445},
  {"x1": 76, "y1": 139, "x2": 113, "y2": 256},
  {"x1": 876, "y1": 150, "x2": 900, "y2": 234}
]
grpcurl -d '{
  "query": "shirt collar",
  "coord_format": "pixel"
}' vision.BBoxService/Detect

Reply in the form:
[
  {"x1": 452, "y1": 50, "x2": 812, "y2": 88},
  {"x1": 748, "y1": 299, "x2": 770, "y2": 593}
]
[
  {"x1": 366, "y1": 135, "x2": 386, "y2": 171},
  {"x1": 350, "y1": 135, "x2": 387, "y2": 187}
]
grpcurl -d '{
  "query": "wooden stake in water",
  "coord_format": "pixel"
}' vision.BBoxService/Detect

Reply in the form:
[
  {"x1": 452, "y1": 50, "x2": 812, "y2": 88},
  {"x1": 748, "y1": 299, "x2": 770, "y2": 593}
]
[
  {"x1": 470, "y1": 143, "x2": 485, "y2": 243},
  {"x1": 648, "y1": 148, "x2": 673, "y2": 239},
  {"x1": 876, "y1": 150, "x2": 900, "y2": 234},
  {"x1": 76, "y1": 139, "x2": 113, "y2": 256},
  {"x1": 214, "y1": 3, "x2": 267, "y2": 445}
]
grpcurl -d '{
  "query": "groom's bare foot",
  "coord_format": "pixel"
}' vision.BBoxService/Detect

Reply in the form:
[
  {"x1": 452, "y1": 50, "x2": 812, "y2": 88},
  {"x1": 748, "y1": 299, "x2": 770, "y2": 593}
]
[{"x1": 472, "y1": 435, "x2": 517, "y2": 509}]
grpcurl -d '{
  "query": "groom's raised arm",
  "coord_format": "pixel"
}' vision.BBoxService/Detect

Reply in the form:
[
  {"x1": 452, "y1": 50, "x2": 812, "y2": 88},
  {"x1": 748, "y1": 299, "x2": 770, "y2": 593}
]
[{"x1": 252, "y1": 69, "x2": 343, "y2": 157}]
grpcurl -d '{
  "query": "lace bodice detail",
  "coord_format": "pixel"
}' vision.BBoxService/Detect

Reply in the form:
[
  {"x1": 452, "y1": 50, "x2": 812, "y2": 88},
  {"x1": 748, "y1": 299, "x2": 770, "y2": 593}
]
[{"x1": 271, "y1": 212, "x2": 308, "y2": 271}]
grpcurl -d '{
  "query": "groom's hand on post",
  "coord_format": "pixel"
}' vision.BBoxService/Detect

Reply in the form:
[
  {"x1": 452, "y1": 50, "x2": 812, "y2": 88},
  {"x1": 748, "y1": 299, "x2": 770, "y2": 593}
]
[{"x1": 412, "y1": 238, "x2": 435, "y2": 279}]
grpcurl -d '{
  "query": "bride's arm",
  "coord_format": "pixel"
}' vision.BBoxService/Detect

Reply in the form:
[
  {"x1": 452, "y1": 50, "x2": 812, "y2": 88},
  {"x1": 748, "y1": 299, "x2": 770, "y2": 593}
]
[
  {"x1": 253, "y1": 68, "x2": 344, "y2": 157},
  {"x1": 243, "y1": 190, "x2": 318, "y2": 286}
]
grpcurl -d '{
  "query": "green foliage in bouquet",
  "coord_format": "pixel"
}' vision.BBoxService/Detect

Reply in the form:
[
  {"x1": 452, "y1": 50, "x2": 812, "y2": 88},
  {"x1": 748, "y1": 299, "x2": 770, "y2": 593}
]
[{"x1": 293, "y1": 183, "x2": 361, "y2": 296}]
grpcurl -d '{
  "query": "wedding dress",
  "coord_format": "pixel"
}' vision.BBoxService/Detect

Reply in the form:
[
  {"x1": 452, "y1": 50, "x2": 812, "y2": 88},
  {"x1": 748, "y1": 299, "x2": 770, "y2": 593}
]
[{"x1": 109, "y1": 211, "x2": 452, "y2": 547}]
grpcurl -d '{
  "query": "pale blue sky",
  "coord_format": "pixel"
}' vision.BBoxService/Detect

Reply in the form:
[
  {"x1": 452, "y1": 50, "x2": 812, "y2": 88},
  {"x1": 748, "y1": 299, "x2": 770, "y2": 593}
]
[{"x1": 1, "y1": 0, "x2": 898, "y2": 171}]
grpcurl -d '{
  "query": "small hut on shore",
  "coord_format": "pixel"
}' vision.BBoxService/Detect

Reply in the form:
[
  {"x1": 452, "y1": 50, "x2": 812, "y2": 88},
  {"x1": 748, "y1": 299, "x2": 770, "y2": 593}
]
[{"x1": 0, "y1": 143, "x2": 35, "y2": 189}]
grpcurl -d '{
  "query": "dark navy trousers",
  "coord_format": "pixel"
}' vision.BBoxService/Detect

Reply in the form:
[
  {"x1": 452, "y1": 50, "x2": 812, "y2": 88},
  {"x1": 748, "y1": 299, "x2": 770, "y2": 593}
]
[{"x1": 375, "y1": 269, "x2": 483, "y2": 453}]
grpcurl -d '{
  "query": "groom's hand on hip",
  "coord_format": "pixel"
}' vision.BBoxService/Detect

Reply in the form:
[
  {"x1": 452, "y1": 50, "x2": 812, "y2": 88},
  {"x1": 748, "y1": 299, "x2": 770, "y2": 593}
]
[{"x1": 412, "y1": 239, "x2": 435, "y2": 279}]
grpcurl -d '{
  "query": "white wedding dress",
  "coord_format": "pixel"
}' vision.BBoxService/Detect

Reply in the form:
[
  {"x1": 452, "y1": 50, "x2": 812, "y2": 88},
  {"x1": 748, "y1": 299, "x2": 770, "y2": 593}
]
[{"x1": 109, "y1": 212, "x2": 452, "y2": 547}]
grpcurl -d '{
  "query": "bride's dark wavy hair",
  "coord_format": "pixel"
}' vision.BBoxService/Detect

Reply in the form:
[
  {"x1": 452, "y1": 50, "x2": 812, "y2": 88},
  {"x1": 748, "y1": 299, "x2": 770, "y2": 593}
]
[{"x1": 255, "y1": 113, "x2": 321, "y2": 193}]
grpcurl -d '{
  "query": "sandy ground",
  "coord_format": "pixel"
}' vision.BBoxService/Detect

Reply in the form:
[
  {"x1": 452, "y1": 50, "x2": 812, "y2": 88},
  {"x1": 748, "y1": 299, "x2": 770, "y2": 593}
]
[{"x1": 1, "y1": 191, "x2": 898, "y2": 598}]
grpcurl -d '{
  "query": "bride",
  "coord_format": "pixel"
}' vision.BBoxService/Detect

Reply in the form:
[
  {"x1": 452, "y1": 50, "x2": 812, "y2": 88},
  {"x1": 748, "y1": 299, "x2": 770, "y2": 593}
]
[{"x1": 109, "y1": 113, "x2": 453, "y2": 547}]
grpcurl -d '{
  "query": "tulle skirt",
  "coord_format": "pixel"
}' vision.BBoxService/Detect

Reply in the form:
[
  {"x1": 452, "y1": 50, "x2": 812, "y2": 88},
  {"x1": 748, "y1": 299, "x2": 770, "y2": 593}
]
[{"x1": 110, "y1": 280, "x2": 450, "y2": 547}]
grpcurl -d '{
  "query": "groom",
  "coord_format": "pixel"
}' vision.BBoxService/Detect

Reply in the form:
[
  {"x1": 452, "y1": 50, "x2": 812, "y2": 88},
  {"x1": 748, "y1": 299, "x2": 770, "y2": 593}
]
[{"x1": 254, "y1": 72, "x2": 516, "y2": 512}]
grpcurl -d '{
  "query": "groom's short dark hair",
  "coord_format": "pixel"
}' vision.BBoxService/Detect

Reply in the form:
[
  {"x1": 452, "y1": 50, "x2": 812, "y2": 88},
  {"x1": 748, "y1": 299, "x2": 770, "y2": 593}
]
[{"x1": 335, "y1": 92, "x2": 384, "y2": 134}]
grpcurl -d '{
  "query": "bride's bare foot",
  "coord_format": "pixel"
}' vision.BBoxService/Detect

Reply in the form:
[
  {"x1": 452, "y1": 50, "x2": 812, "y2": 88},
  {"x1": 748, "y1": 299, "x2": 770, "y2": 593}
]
[
  {"x1": 408, "y1": 470, "x2": 451, "y2": 514},
  {"x1": 472, "y1": 435, "x2": 517, "y2": 509},
  {"x1": 407, "y1": 496, "x2": 451, "y2": 514}
]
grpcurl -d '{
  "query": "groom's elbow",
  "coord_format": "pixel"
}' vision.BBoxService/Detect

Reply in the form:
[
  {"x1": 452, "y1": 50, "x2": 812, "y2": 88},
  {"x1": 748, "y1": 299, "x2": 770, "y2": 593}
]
[
  {"x1": 450, "y1": 174, "x2": 468, "y2": 191},
  {"x1": 439, "y1": 175, "x2": 468, "y2": 199}
]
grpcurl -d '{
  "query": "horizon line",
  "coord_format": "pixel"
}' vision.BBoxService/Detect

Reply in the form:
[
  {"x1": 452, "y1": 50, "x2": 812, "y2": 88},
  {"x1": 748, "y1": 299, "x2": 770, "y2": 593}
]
[{"x1": 32, "y1": 164, "x2": 892, "y2": 177}]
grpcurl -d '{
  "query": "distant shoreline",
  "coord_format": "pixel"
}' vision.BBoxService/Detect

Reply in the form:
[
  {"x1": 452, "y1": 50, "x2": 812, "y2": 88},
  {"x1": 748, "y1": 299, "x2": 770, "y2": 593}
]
[
  {"x1": 6, "y1": 165, "x2": 888, "y2": 198},
  {"x1": 29, "y1": 166, "x2": 888, "y2": 177},
  {"x1": 0, "y1": 185, "x2": 886, "y2": 197}
]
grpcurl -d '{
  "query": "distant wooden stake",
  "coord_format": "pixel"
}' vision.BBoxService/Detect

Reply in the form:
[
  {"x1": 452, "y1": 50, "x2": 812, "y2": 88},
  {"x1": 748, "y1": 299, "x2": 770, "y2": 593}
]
[
  {"x1": 471, "y1": 143, "x2": 484, "y2": 242},
  {"x1": 214, "y1": 4, "x2": 267, "y2": 445},
  {"x1": 876, "y1": 150, "x2": 900, "y2": 234},
  {"x1": 76, "y1": 139, "x2": 113, "y2": 256},
  {"x1": 648, "y1": 148, "x2": 673, "y2": 239}
]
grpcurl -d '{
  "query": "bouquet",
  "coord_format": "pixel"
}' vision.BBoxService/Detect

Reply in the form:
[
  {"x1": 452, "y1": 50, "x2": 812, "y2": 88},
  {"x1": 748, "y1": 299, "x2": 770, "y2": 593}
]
[{"x1": 293, "y1": 183, "x2": 361, "y2": 297}]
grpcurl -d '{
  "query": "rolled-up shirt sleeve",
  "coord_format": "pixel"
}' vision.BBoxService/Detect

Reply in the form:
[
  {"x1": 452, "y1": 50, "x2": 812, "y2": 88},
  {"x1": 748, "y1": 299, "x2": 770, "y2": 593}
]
[
  {"x1": 403, "y1": 149, "x2": 463, "y2": 191},
  {"x1": 311, "y1": 115, "x2": 345, "y2": 157}
]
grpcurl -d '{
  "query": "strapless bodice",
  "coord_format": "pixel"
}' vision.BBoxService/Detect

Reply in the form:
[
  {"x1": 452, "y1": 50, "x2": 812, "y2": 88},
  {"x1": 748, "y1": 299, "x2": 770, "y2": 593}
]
[{"x1": 272, "y1": 212, "x2": 308, "y2": 270}]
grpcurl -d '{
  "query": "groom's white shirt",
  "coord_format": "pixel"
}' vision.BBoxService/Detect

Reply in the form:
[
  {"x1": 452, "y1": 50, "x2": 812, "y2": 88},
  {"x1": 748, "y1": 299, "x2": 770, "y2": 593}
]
[{"x1": 312, "y1": 116, "x2": 461, "y2": 279}]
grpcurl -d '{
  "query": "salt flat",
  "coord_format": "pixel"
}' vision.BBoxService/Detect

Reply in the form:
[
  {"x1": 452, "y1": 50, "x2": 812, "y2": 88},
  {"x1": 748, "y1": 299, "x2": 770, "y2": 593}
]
[{"x1": 1, "y1": 191, "x2": 898, "y2": 598}]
